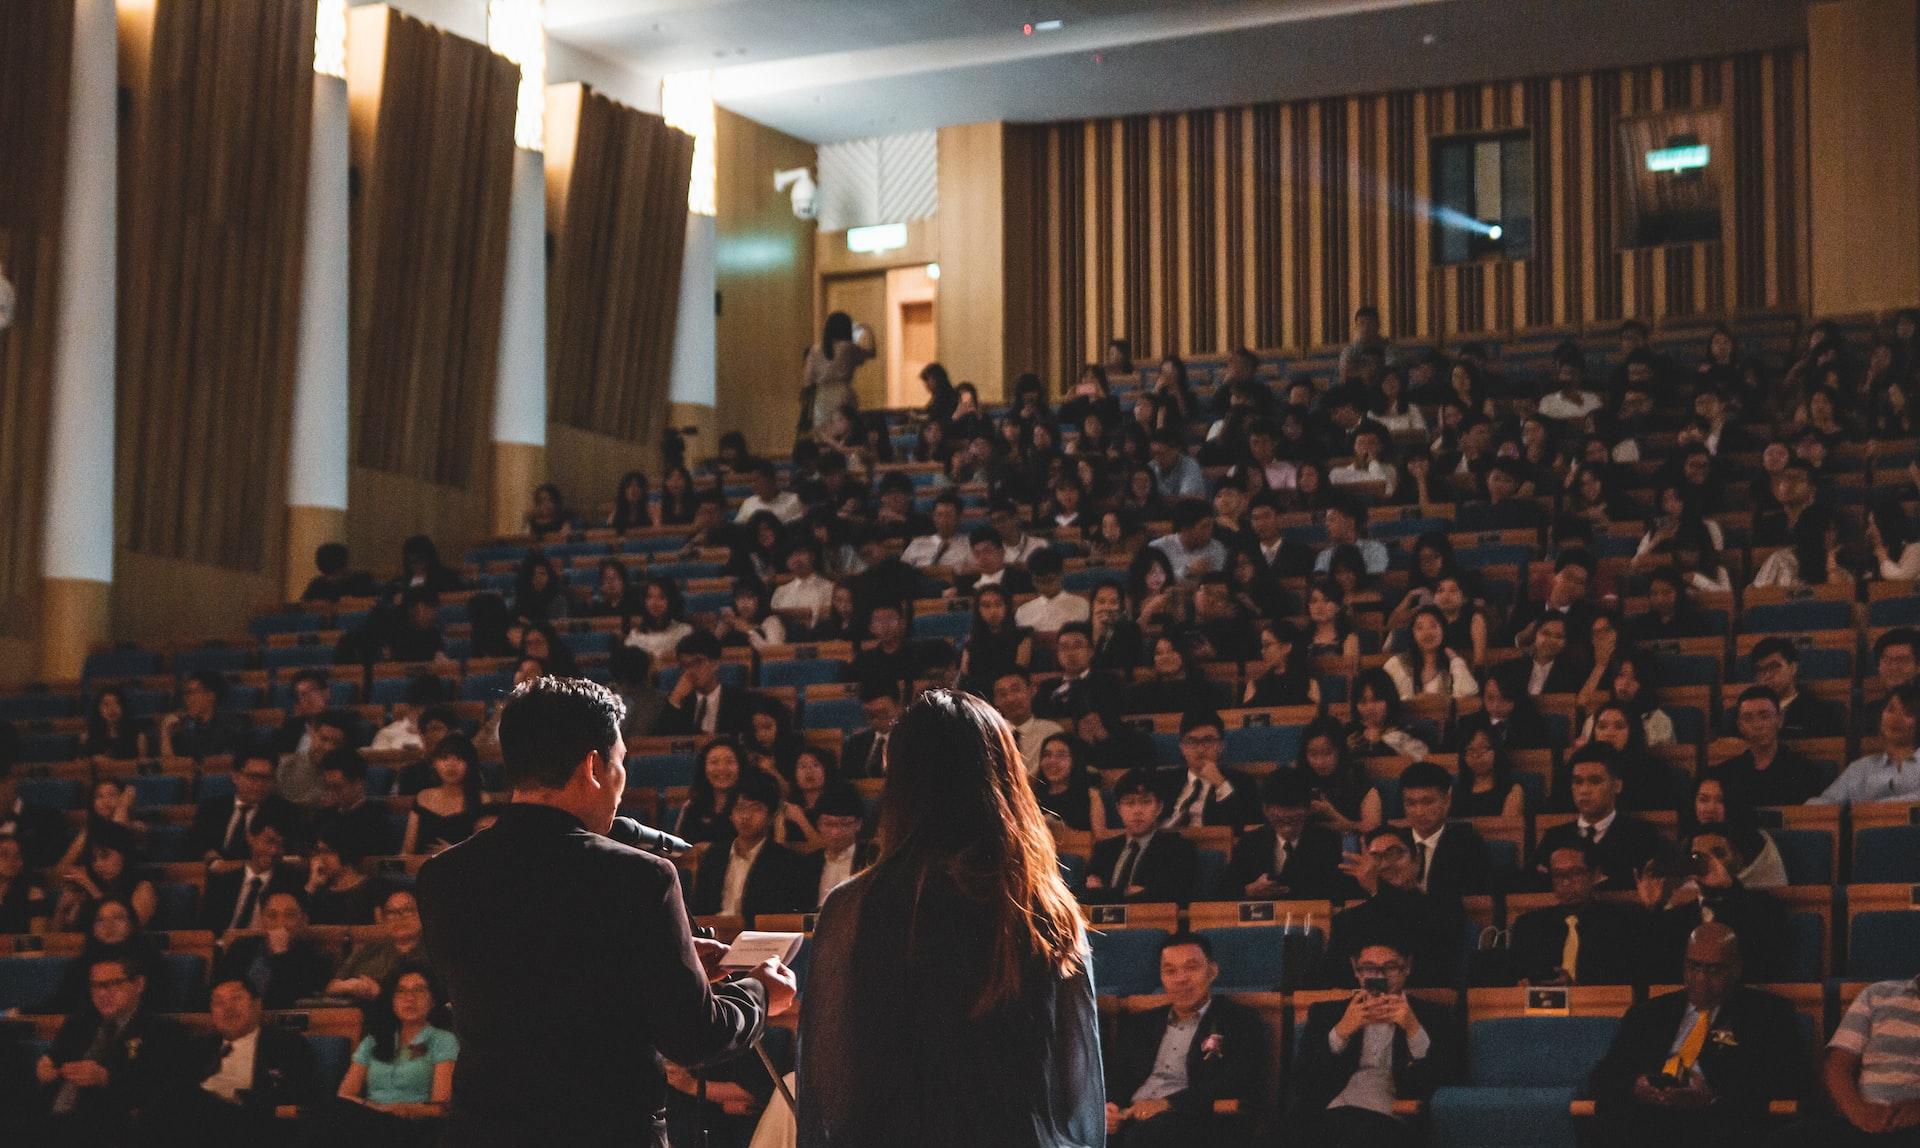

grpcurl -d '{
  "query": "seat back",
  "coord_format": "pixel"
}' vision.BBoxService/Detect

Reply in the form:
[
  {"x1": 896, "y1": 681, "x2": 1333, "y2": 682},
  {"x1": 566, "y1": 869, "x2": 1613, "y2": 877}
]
[{"x1": 1468, "y1": 1016, "x2": 1620, "y2": 1087}]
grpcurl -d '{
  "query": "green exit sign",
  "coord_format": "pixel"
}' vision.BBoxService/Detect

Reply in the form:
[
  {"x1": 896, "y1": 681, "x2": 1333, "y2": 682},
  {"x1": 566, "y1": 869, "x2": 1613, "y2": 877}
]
[{"x1": 1646, "y1": 144, "x2": 1710, "y2": 173}]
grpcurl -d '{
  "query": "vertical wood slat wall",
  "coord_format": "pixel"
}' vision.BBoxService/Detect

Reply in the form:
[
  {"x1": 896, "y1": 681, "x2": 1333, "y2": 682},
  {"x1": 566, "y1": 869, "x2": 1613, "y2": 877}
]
[
  {"x1": 546, "y1": 85, "x2": 695, "y2": 444},
  {"x1": 1017, "y1": 49, "x2": 1807, "y2": 386},
  {"x1": 349, "y1": 8, "x2": 517, "y2": 489},
  {"x1": 0, "y1": 0, "x2": 74, "y2": 637},
  {"x1": 117, "y1": 0, "x2": 315, "y2": 573}
]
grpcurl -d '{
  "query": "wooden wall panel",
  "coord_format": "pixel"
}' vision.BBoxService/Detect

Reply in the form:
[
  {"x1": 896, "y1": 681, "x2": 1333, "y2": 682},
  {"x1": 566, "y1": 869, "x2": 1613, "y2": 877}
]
[
  {"x1": 547, "y1": 84, "x2": 694, "y2": 444},
  {"x1": 117, "y1": 0, "x2": 314, "y2": 577},
  {"x1": 1018, "y1": 49, "x2": 1808, "y2": 384},
  {"x1": 0, "y1": 0, "x2": 73, "y2": 649},
  {"x1": 348, "y1": 6, "x2": 516, "y2": 489}
]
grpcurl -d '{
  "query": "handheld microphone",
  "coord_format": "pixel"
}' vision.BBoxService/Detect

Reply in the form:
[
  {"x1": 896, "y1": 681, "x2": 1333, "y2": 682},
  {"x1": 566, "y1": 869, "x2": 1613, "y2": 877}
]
[{"x1": 609, "y1": 815, "x2": 694, "y2": 857}]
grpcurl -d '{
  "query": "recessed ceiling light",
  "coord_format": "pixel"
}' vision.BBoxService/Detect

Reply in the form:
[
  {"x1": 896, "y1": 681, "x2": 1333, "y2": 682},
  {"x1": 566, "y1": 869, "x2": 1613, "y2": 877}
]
[
  {"x1": 1421, "y1": 32, "x2": 1438, "y2": 45},
  {"x1": 1035, "y1": 19, "x2": 1064, "y2": 32}
]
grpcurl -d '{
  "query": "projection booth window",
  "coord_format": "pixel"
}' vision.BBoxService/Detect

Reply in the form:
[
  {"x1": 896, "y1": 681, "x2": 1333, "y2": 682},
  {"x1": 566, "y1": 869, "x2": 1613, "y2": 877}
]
[{"x1": 1430, "y1": 130, "x2": 1534, "y2": 266}]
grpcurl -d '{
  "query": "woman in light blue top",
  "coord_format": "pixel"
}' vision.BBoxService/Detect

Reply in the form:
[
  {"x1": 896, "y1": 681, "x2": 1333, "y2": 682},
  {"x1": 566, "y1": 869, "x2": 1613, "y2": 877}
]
[{"x1": 325, "y1": 964, "x2": 456, "y2": 1146}]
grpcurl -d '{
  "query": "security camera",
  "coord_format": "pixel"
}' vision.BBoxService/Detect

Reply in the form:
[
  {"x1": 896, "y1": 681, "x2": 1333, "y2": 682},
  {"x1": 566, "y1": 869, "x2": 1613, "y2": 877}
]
[{"x1": 773, "y1": 167, "x2": 817, "y2": 222}]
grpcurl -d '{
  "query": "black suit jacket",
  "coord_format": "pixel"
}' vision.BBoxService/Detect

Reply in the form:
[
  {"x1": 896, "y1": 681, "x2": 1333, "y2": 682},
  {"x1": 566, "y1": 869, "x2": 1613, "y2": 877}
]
[
  {"x1": 1086, "y1": 832, "x2": 1199, "y2": 903},
  {"x1": 659, "y1": 685, "x2": 755, "y2": 738},
  {"x1": 1244, "y1": 537, "x2": 1314, "y2": 579},
  {"x1": 1158, "y1": 767, "x2": 1264, "y2": 829},
  {"x1": 212, "y1": 936, "x2": 336, "y2": 1010},
  {"x1": 1293, "y1": 995, "x2": 1458, "y2": 1116},
  {"x1": 1780, "y1": 692, "x2": 1845, "y2": 740},
  {"x1": 40, "y1": 1008, "x2": 190, "y2": 1124},
  {"x1": 1590, "y1": 986, "x2": 1806, "y2": 1117},
  {"x1": 1702, "y1": 749, "x2": 1831, "y2": 808},
  {"x1": 1529, "y1": 814, "x2": 1668, "y2": 891},
  {"x1": 1091, "y1": 620, "x2": 1147, "y2": 672},
  {"x1": 1035, "y1": 671, "x2": 1125, "y2": 721},
  {"x1": 1326, "y1": 885, "x2": 1466, "y2": 988},
  {"x1": 1223, "y1": 825, "x2": 1354, "y2": 901},
  {"x1": 1105, "y1": 997, "x2": 1269, "y2": 1123},
  {"x1": 417, "y1": 803, "x2": 766, "y2": 1147},
  {"x1": 198, "y1": 864, "x2": 305, "y2": 936},
  {"x1": 185, "y1": 1023, "x2": 319, "y2": 1110},
  {"x1": 1509, "y1": 899, "x2": 1647, "y2": 985},
  {"x1": 689, "y1": 838, "x2": 813, "y2": 918},
  {"x1": 188, "y1": 795, "x2": 299, "y2": 863},
  {"x1": 0, "y1": 795, "x2": 69, "y2": 869},
  {"x1": 1418, "y1": 822, "x2": 1492, "y2": 897},
  {"x1": 841, "y1": 728, "x2": 890, "y2": 779},
  {"x1": 1649, "y1": 886, "x2": 1797, "y2": 984}
]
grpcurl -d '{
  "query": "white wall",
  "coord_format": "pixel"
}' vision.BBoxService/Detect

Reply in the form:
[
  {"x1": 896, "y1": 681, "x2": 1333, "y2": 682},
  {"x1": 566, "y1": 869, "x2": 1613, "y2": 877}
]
[{"x1": 671, "y1": 214, "x2": 717, "y2": 407}]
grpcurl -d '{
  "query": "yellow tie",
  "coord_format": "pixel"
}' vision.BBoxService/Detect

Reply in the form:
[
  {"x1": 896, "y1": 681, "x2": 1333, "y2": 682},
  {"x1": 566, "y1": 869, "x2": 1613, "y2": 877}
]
[
  {"x1": 1560, "y1": 914, "x2": 1580, "y2": 983},
  {"x1": 1662, "y1": 1010, "x2": 1711, "y2": 1078}
]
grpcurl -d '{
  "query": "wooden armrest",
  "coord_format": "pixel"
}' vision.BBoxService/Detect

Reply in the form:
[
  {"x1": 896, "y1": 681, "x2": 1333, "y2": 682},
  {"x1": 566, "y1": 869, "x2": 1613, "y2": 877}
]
[
  {"x1": 1570, "y1": 1100, "x2": 1595, "y2": 1117},
  {"x1": 1392, "y1": 1099, "x2": 1425, "y2": 1117},
  {"x1": 275, "y1": 1105, "x2": 300, "y2": 1119},
  {"x1": 1212, "y1": 1099, "x2": 1240, "y2": 1115},
  {"x1": 1570, "y1": 1099, "x2": 1798, "y2": 1117}
]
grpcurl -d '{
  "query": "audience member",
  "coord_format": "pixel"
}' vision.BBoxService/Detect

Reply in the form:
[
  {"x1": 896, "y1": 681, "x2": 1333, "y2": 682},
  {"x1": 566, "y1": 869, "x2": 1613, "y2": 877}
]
[
  {"x1": 1293, "y1": 719, "x2": 1384, "y2": 836},
  {"x1": 1084, "y1": 770, "x2": 1198, "y2": 903},
  {"x1": 1637, "y1": 824, "x2": 1795, "y2": 984},
  {"x1": 663, "y1": 631, "x2": 753, "y2": 736},
  {"x1": 313, "y1": 965, "x2": 456, "y2": 1147},
  {"x1": 1397, "y1": 761, "x2": 1491, "y2": 896},
  {"x1": 309, "y1": 748, "x2": 395, "y2": 863},
  {"x1": 1031, "y1": 733, "x2": 1109, "y2": 833},
  {"x1": 801, "y1": 785, "x2": 871, "y2": 908},
  {"x1": 1707, "y1": 686, "x2": 1834, "y2": 805},
  {"x1": 31, "y1": 955, "x2": 188, "y2": 1146},
  {"x1": 303, "y1": 823, "x2": 380, "y2": 925},
  {"x1": 1508, "y1": 842, "x2": 1647, "y2": 985},
  {"x1": 1528, "y1": 756, "x2": 1667, "y2": 891},
  {"x1": 155, "y1": 975, "x2": 319, "y2": 1147},
  {"x1": 1772, "y1": 971, "x2": 1920, "y2": 1145},
  {"x1": 199, "y1": 813, "x2": 302, "y2": 938},
  {"x1": 990, "y1": 671, "x2": 1064, "y2": 774},
  {"x1": 1326, "y1": 828, "x2": 1465, "y2": 989},
  {"x1": 1160, "y1": 710, "x2": 1261, "y2": 829},
  {"x1": 53, "y1": 822, "x2": 157, "y2": 931},
  {"x1": 1815, "y1": 683, "x2": 1920, "y2": 804},
  {"x1": 1224, "y1": 770, "x2": 1352, "y2": 901},
  {"x1": 689, "y1": 771, "x2": 810, "y2": 918},
  {"x1": 158, "y1": 671, "x2": 249, "y2": 761},
  {"x1": 400, "y1": 734, "x2": 485, "y2": 856},
  {"x1": 1015, "y1": 547, "x2": 1091, "y2": 633},
  {"x1": 323, "y1": 888, "x2": 431, "y2": 1004},
  {"x1": 211, "y1": 889, "x2": 335, "y2": 1008},
  {"x1": 1748, "y1": 637, "x2": 1847, "y2": 738}
]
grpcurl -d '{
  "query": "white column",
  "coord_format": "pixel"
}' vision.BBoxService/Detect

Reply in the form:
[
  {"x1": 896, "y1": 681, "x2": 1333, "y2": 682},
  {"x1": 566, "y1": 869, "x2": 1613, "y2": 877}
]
[
  {"x1": 493, "y1": 146, "x2": 548, "y2": 450},
  {"x1": 41, "y1": 0, "x2": 118, "y2": 589},
  {"x1": 289, "y1": 75, "x2": 351, "y2": 516},
  {"x1": 669, "y1": 213, "x2": 717, "y2": 408}
]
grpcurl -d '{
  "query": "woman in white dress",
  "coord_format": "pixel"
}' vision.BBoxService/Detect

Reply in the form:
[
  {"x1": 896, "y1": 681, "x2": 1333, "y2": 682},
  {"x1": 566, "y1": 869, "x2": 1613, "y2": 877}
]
[{"x1": 800, "y1": 311, "x2": 874, "y2": 437}]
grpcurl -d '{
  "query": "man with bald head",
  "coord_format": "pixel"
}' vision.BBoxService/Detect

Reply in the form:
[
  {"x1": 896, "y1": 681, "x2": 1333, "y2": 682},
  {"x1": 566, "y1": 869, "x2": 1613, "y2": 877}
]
[{"x1": 1590, "y1": 922, "x2": 1808, "y2": 1148}]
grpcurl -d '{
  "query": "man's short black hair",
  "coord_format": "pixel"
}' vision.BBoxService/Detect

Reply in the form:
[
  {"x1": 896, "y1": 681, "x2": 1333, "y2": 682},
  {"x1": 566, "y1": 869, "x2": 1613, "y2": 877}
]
[
  {"x1": 316, "y1": 821, "x2": 370, "y2": 866},
  {"x1": 932, "y1": 490, "x2": 963, "y2": 511},
  {"x1": 496, "y1": 677, "x2": 627, "y2": 791},
  {"x1": 189, "y1": 671, "x2": 228, "y2": 699},
  {"x1": 732, "y1": 768, "x2": 782, "y2": 812},
  {"x1": 1028, "y1": 547, "x2": 1064, "y2": 578},
  {"x1": 1398, "y1": 761, "x2": 1452, "y2": 795},
  {"x1": 1057, "y1": 621, "x2": 1093, "y2": 643},
  {"x1": 1160, "y1": 930, "x2": 1214, "y2": 960},
  {"x1": 1170, "y1": 500, "x2": 1210, "y2": 530},
  {"x1": 403, "y1": 674, "x2": 446, "y2": 707},
  {"x1": 1749, "y1": 636, "x2": 1800, "y2": 666},
  {"x1": 290, "y1": 668, "x2": 330, "y2": 693},
  {"x1": 315, "y1": 542, "x2": 350, "y2": 575},
  {"x1": 676, "y1": 631, "x2": 724, "y2": 661},
  {"x1": 1546, "y1": 839, "x2": 1603, "y2": 871},
  {"x1": 1113, "y1": 769, "x2": 1163, "y2": 801},
  {"x1": 968, "y1": 526, "x2": 1004, "y2": 549},
  {"x1": 1735, "y1": 685, "x2": 1781, "y2": 710},
  {"x1": 318, "y1": 747, "x2": 366, "y2": 783},
  {"x1": 1354, "y1": 304, "x2": 1380, "y2": 322},
  {"x1": 753, "y1": 460, "x2": 779, "y2": 481},
  {"x1": 1874, "y1": 628, "x2": 1920, "y2": 659},
  {"x1": 1259, "y1": 769, "x2": 1314, "y2": 808},
  {"x1": 857, "y1": 678, "x2": 901, "y2": 704},
  {"x1": 418, "y1": 705, "x2": 459, "y2": 733},
  {"x1": 812, "y1": 783, "x2": 866, "y2": 821},
  {"x1": 1179, "y1": 709, "x2": 1224, "y2": 737}
]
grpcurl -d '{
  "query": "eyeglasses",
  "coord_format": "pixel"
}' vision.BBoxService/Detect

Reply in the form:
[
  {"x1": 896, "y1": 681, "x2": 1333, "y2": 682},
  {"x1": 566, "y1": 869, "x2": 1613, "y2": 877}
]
[
  {"x1": 1180, "y1": 734, "x2": 1223, "y2": 747},
  {"x1": 1367, "y1": 844, "x2": 1410, "y2": 860},
  {"x1": 382, "y1": 904, "x2": 419, "y2": 917},
  {"x1": 239, "y1": 771, "x2": 275, "y2": 783},
  {"x1": 1353, "y1": 962, "x2": 1406, "y2": 975},
  {"x1": 89, "y1": 976, "x2": 133, "y2": 991}
]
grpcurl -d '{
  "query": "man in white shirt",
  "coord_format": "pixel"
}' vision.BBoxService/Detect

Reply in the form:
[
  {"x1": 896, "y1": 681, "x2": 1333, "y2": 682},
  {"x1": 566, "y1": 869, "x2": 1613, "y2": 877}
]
[
  {"x1": 1243, "y1": 420, "x2": 1299, "y2": 492},
  {"x1": 734, "y1": 461, "x2": 804, "y2": 524},
  {"x1": 902, "y1": 492, "x2": 973, "y2": 571},
  {"x1": 155, "y1": 976, "x2": 317, "y2": 1145},
  {"x1": 990, "y1": 503, "x2": 1050, "y2": 566},
  {"x1": 990, "y1": 671, "x2": 1063, "y2": 774},
  {"x1": 1538, "y1": 361, "x2": 1603, "y2": 424},
  {"x1": 1294, "y1": 938, "x2": 1452, "y2": 1145},
  {"x1": 1014, "y1": 549, "x2": 1090, "y2": 634},
  {"x1": 1150, "y1": 502, "x2": 1230, "y2": 582},
  {"x1": 1329, "y1": 428, "x2": 1399, "y2": 497},
  {"x1": 692, "y1": 772, "x2": 808, "y2": 919},
  {"x1": 1312, "y1": 500, "x2": 1390, "y2": 576},
  {"x1": 805, "y1": 786, "x2": 869, "y2": 908},
  {"x1": 770, "y1": 542, "x2": 836, "y2": 629}
]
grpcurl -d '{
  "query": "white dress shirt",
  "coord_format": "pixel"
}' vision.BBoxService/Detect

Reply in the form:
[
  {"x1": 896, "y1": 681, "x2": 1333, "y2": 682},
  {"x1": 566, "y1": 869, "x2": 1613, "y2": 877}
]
[
  {"x1": 902, "y1": 533, "x2": 974, "y2": 571},
  {"x1": 770, "y1": 574, "x2": 835, "y2": 623},
  {"x1": 720, "y1": 837, "x2": 767, "y2": 917},
  {"x1": 1015, "y1": 592, "x2": 1091, "y2": 634},
  {"x1": 815, "y1": 845, "x2": 858, "y2": 906},
  {"x1": 202, "y1": 1028, "x2": 260, "y2": 1102}
]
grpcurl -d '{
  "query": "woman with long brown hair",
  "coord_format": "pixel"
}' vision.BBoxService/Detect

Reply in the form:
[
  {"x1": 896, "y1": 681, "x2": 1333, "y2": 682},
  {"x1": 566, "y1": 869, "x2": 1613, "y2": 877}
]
[{"x1": 796, "y1": 688, "x2": 1103, "y2": 1147}]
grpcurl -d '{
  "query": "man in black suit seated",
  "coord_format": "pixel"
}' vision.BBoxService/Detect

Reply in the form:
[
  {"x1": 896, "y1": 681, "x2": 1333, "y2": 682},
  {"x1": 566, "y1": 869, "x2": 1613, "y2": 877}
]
[
  {"x1": 662, "y1": 631, "x2": 753, "y2": 737},
  {"x1": 1104, "y1": 933, "x2": 1270, "y2": 1147},
  {"x1": 1398, "y1": 762, "x2": 1492, "y2": 897},
  {"x1": 1292, "y1": 937, "x2": 1460, "y2": 1147},
  {"x1": 690, "y1": 770, "x2": 811, "y2": 919},
  {"x1": 152, "y1": 975, "x2": 319, "y2": 1147},
  {"x1": 949, "y1": 526, "x2": 1035, "y2": 599},
  {"x1": 800, "y1": 784, "x2": 872, "y2": 909},
  {"x1": 1589, "y1": 922, "x2": 1807, "y2": 1148},
  {"x1": 1705, "y1": 687, "x2": 1833, "y2": 806},
  {"x1": 416, "y1": 677, "x2": 793, "y2": 1146},
  {"x1": 307, "y1": 749, "x2": 396, "y2": 862},
  {"x1": 31, "y1": 954, "x2": 190, "y2": 1146},
  {"x1": 212, "y1": 890, "x2": 336, "y2": 1009},
  {"x1": 0, "y1": 754, "x2": 69, "y2": 868},
  {"x1": 1085, "y1": 770, "x2": 1199, "y2": 904},
  {"x1": 199, "y1": 812, "x2": 304, "y2": 938},
  {"x1": 1508, "y1": 842, "x2": 1647, "y2": 986},
  {"x1": 1747, "y1": 637, "x2": 1847, "y2": 740},
  {"x1": 1243, "y1": 491, "x2": 1314, "y2": 580},
  {"x1": 1326, "y1": 828, "x2": 1466, "y2": 989},
  {"x1": 1638, "y1": 825, "x2": 1796, "y2": 985},
  {"x1": 840, "y1": 681, "x2": 901, "y2": 780},
  {"x1": 1225, "y1": 770, "x2": 1353, "y2": 901},
  {"x1": 842, "y1": 601, "x2": 939, "y2": 697},
  {"x1": 1508, "y1": 554, "x2": 1598, "y2": 657},
  {"x1": 1036, "y1": 623, "x2": 1124, "y2": 721},
  {"x1": 187, "y1": 750, "x2": 299, "y2": 869},
  {"x1": 1527, "y1": 756, "x2": 1668, "y2": 892},
  {"x1": 1159, "y1": 710, "x2": 1262, "y2": 830},
  {"x1": 158, "y1": 671, "x2": 252, "y2": 762}
]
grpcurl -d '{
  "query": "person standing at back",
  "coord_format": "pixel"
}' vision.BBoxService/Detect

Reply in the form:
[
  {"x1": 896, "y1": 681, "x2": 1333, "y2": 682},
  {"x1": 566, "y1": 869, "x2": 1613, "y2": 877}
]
[{"x1": 417, "y1": 677, "x2": 794, "y2": 1146}]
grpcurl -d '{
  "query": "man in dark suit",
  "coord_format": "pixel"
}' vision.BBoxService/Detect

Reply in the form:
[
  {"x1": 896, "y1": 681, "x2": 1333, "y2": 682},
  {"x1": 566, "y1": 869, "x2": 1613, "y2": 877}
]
[
  {"x1": 1086, "y1": 770, "x2": 1199, "y2": 904},
  {"x1": 1528, "y1": 756, "x2": 1669, "y2": 891},
  {"x1": 840, "y1": 683, "x2": 901, "y2": 779},
  {"x1": 1105, "y1": 933, "x2": 1270, "y2": 1147},
  {"x1": 158, "y1": 671, "x2": 253, "y2": 761},
  {"x1": 417, "y1": 677, "x2": 794, "y2": 1146},
  {"x1": 798, "y1": 785, "x2": 873, "y2": 909},
  {"x1": 1748, "y1": 637, "x2": 1847, "y2": 740},
  {"x1": 1159, "y1": 711, "x2": 1262, "y2": 830},
  {"x1": 1589, "y1": 922, "x2": 1807, "y2": 1148},
  {"x1": 1397, "y1": 762, "x2": 1492, "y2": 897},
  {"x1": 31, "y1": 954, "x2": 190, "y2": 1146},
  {"x1": 187, "y1": 751, "x2": 299, "y2": 867},
  {"x1": 1293, "y1": 937, "x2": 1460, "y2": 1147},
  {"x1": 1243, "y1": 492, "x2": 1314, "y2": 579},
  {"x1": 690, "y1": 771, "x2": 812, "y2": 918},
  {"x1": 1642, "y1": 825, "x2": 1797, "y2": 985},
  {"x1": 661, "y1": 631, "x2": 754, "y2": 737},
  {"x1": 1036, "y1": 623, "x2": 1124, "y2": 720},
  {"x1": 1326, "y1": 828, "x2": 1465, "y2": 989},
  {"x1": 1224, "y1": 770, "x2": 1353, "y2": 901},
  {"x1": 842, "y1": 601, "x2": 939, "y2": 695},
  {"x1": 211, "y1": 890, "x2": 335, "y2": 1009},
  {"x1": 305, "y1": 749, "x2": 396, "y2": 862},
  {"x1": 950, "y1": 527, "x2": 1036, "y2": 599},
  {"x1": 198, "y1": 813, "x2": 304, "y2": 938},
  {"x1": 0, "y1": 754, "x2": 69, "y2": 869},
  {"x1": 153, "y1": 975, "x2": 319, "y2": 1146},
  {"x1": 1509, "y1": 842, "x2": 1647, "y2": 985},
  {"x1": 1706, "y1": 686, "x2": 1833, "y2": 806}
]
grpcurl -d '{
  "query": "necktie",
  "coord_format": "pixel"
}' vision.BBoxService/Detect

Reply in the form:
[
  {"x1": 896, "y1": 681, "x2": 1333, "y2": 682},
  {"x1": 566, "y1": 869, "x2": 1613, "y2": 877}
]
[
  {"x1": 1662, "y1": 1009, "x2": 1712, "y2": 1079},
  {"x1": 1113, "y1": 841, "x2": 1142, "y2": 891},
  {"x1": 1173, "y1": 782, "x2": 1209, "y2": 827},
  {"x1": 1273, "y1": 838, "x2": 1290, "y2": 877},
  {"x1": 866, "y1": 733, "x2": 887, "y2": 776},
  {"x1": 1579, "y1": 823, "x2": 1596, "y2": 842},
  {"x1": 1414, "y1": 841, "x2": 1431, "y2": 888},
  {"x1": 694, "y1": 694, "x2": 710, "y2": 732},
  {"x1": 52, "y1": 1018, "x2": 119, "y2": 1113},
  {"x1": 223, "y1": 802, "x2": 253, "y2": 856},
  {"x1": 219, "y1": 1041, "x2": 235, "y2": 1062},
  {"x1": 1560, "y1": 914, "x2": 1581, "y2": 982},
  {"x1": 231, "y1": 874, "x2": 263, "y2": 933}
]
